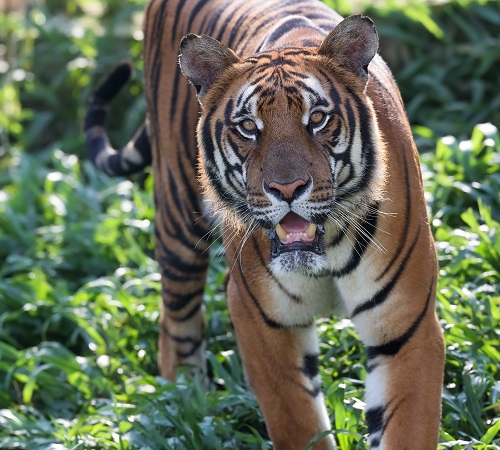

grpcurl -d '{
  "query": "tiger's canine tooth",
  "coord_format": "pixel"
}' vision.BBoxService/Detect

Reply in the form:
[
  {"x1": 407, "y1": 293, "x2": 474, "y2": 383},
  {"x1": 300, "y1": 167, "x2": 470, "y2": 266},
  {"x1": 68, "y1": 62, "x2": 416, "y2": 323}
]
[
  {"x1": 275, "y1": 223, "x2": 287, "y2": 241},
  {"x1": 306, "y1": 223, "x2": 317, "y2": 238}
]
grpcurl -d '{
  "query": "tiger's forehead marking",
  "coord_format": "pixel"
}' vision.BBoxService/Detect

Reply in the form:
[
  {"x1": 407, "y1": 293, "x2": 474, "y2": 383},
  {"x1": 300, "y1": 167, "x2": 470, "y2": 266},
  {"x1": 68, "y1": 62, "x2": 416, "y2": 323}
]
[
  {"x1": 302, "y1": 75, "x2": 328, "y2": 99},
  {"x1": 243, "y1": 48, "x2": 315, "y2": 88},
  {"x1": 246, "y1": 48, "x2": 314, "y2": 69},
  {"x1": 235, "y1": 71, "x2": 330, "y2": 127}
]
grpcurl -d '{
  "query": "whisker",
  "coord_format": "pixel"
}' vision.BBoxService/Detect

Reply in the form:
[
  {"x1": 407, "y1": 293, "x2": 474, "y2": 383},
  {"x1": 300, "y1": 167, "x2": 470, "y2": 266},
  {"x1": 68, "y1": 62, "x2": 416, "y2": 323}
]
[
  {"x1": 229, "y1": 220, "x2": 258, "y2": 274},
  {"x1": 335, "y1": 201, "x2": 391, "y2": 238},
  {"x1": 329, "y1": 215, "x2": 359, "y2": 256},
  {"x1": 329, "y1": 209, "x2": 387, "y2": 255}
]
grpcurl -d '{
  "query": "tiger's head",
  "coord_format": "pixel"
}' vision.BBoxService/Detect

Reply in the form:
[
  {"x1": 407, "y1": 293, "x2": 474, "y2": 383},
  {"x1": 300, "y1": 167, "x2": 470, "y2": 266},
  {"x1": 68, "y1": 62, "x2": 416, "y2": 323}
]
[{"x1": 179, "y1": 15, "x2": 386, "y2": 276}]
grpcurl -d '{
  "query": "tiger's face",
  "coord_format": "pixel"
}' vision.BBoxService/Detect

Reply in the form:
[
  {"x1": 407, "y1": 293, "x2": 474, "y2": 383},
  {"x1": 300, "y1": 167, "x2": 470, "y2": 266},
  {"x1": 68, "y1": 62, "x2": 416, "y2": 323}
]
[{"x1": 180, "y1": 17, "x2": 385, "y2": 275}]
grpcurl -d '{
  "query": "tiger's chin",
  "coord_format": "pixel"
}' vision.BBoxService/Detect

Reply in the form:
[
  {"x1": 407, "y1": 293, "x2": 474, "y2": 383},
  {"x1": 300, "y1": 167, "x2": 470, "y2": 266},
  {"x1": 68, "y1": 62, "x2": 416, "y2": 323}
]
[{"x1": 269, "y1": 250, "x2": 328, "y2": 276}]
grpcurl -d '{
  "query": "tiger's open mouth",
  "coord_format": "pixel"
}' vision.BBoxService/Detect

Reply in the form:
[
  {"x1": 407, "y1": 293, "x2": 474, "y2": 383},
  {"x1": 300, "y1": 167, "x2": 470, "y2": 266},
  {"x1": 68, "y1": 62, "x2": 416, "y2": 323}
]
[{"x1": 268, "y1": 212, "x2": 325, "y2": 258}]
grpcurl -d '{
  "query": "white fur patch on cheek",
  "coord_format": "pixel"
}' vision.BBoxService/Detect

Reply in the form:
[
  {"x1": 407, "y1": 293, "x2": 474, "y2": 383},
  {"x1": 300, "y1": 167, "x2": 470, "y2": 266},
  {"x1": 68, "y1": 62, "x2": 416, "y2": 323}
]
[
  {"x1": 333, "y1": 132, "x2": 348, "y2": 154},
  {"x1": 350, "y1": 125, "x2": 363, "y2": 178},
  {"x1": 329, "y1": 157, "x2": 336, "y2": 181},
  {"x1": 242, "y1": 164, "x2": 247, "y2": 184}
]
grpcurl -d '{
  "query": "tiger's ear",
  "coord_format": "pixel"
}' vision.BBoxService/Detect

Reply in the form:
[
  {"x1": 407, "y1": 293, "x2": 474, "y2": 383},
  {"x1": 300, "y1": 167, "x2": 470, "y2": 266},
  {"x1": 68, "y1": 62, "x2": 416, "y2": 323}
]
[
  {"x1": 179, "y1": 34, "x2": 240, "y2": 99},
  {"x1": 318, "y1": 15, "x2": 378, "y2": 85}
]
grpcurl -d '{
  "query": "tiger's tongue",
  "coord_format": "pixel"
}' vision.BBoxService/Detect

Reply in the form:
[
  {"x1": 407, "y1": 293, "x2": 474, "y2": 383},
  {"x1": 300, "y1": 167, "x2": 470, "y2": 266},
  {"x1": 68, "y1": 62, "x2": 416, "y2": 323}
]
[
  {"x1": 275, "y1": 212, "x2": 317, "y2": 244},
  {"x1": 281, "y1": 212, "x2": 309, "y2": 232}
]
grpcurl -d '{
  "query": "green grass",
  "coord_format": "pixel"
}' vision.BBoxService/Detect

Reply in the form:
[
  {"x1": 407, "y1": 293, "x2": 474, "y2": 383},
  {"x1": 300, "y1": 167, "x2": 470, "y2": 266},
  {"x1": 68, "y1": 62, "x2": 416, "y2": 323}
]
[{"x1": 1, "y1": 1, "x2": 499, "y2": 449}]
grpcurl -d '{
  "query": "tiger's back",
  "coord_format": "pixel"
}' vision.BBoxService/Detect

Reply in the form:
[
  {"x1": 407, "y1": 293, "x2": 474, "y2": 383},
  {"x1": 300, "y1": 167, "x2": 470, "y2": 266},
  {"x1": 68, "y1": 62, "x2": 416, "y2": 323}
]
[{"x1": 86, "y1": 0, "x2": 445, "y2": 448}]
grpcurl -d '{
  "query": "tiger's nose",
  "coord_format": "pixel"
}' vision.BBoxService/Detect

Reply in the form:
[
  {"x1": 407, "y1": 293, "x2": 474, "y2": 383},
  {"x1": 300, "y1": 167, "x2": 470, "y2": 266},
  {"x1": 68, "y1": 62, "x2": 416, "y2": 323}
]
[{"x1": 265, "y1": 178, "x2": 310, "y2": 202}]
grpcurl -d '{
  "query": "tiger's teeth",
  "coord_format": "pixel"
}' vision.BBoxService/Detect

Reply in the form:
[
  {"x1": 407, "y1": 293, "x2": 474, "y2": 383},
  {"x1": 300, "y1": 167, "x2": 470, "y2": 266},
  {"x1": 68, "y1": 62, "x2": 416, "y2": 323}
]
[
  {"x1": 275, "y1": 223, "x2": 287, "y2": 241},
  {"x1": 306, "y1": 223, "x2": 317, "y2": 238}
]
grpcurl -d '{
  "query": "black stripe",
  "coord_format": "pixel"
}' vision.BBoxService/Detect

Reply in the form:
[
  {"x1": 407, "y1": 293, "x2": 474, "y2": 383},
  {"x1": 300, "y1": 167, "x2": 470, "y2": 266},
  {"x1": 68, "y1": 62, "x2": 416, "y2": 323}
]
[
  {"x1": 168, "y1": 300, "x2": 202, "y2": 322},
  {"x1": 331, "y1": 207, "x2": 378, "y2": 277},
  {"x1": 301, "y1": 354, "x2": 320, "y2": 379},
  {"x1": 366, "y1": 406, "x2": 385, "y2": 436},
  {"x1": 150, "y1": 0, "x2": 168, "y2": 119},
  {"x1": 304, "y1": 384, "x2": 322, "y2": 398},
  {"x1": 177, "y1": 339, "x2": 203, "y2": 358},
  {"x1": 179, "y1": 84, "x2": 196, "y2": 162},
  {"x1": 351, "y1": 226, "x2": 421, "y2": 318},
  {"x1": 162, "y1": 327, "x2": 201, "y2": 345},
  {"x1": 164, "y1": 167, "x2": 198, "y2": 244},
  {"x1": 366, "y1": 276, "x2": 434, "y2": 359},
  {"x1": 327, "y1": 222, "x2": 348, "y2": 248},
  {"x1": 267, "y1": 14, "x2": 318, "y2": 46},
  {"x1": 366, "y1": 361, "x2": 379, "y2": 373},
  {"x1": 160, "y1": 324, "x2": 203, "y2": 359},
  {"x1": 154, "y1": 228, "x2": 209, "y2": 273},
  {"x1": 214, "y1": 120, "x2": 244, "y2": 195},
  {"x1": 356, "y1": 90, "x2": 377, "y2": 188},
  {"x1": 171, "y1": 0, "x2": 187, "y2": 42},
  {"x1": 226, "y1": 0, "x2": 271, "y2": 49},
  {"x1": 237, "y1": 263, "x2": 287, "y2": 329},
  {"x1": 169, "y1": 68, "x2": 182, "y2": 126},
  {"x1": 335, "y1": 92, "x2": 378, "y2": 199},
  {"x1": 369, "y1": 70, "x2": 400, "y2": 110},
  {"x1": 376, "y1": 147, "x2": 411, "y2": 282},
  {"x1": 382, "y1": 400, "x2": 402, "y2": 435},
  {"x1": 200, "y1": 106, "x2": 217, "y2": 164},
  {"x1": 204, "y1": 0, "x2": 234, "y2": 37},
  {"x1": 162, "y1": 287, "x2": 204, "y2": 312},
  {"x1": 154, "y1": 166, "x2": 209, "y2": 253},
  {"x1": 215, "y1": 2, "x2": 254, "y2": 43},
  {"x1": 167, "y1": 165, "x2": 194, "y2": 230},
  {"x1": 253, "y1": 236, "x2": 303, "y2": 303},
  {"x1": 186, "y1": 0, "x2": 209, "y2": 35},
  {"x1": 242, "y1": 9, "x2": 330, "y2": 51},
  {"x1": 236, "y1": 1, "x2": 294, "y2": 48},
  {"x1": 159, "y1": 261, "x2": 202, "y2": 283},
  {"x1": 201, "y1": 115, "x2": 245, "y2": 211}
]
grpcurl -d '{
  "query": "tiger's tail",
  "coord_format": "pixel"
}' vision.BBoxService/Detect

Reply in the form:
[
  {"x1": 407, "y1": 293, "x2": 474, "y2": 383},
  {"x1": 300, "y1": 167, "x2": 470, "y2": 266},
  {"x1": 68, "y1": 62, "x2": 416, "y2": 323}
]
[{"x1": 84, "y1": 61, "x2": 151, "y2": 176}]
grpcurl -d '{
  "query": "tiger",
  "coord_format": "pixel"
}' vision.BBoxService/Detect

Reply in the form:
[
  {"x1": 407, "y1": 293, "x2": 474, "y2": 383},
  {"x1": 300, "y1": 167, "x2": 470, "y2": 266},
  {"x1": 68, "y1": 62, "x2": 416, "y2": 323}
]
[{"x1": 83, "y1": 0, "x2": 445, "y2": 448}]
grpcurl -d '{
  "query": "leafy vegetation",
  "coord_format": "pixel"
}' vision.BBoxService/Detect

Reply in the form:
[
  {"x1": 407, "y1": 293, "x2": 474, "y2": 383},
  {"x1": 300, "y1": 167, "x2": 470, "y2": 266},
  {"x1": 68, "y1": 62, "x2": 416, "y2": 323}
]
[{"x1": 0, "y1": 0, "x2": 499, "y2": 449}]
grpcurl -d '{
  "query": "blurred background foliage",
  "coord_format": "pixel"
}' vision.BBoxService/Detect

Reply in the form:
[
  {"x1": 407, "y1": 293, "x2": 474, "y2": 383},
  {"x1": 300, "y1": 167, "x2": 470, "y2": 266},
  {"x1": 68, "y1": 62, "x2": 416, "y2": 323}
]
[
  {"x1": 0, "y1": 0, "x2": 499, "y2": 157},
  {"x1": 0, "y1": 0, "x2": 499, "y2": 449},
  {"x1": 0, "y1": 0, "x2": 146, "y2": 157}
]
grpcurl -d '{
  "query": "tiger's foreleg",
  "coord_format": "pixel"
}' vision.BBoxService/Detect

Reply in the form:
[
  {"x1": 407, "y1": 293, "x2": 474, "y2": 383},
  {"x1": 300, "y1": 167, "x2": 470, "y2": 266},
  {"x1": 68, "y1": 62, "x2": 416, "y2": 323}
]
[
  {"x1": 350, "y1": 279, "x2": 445, "y2": 449},
  {"x1": 226, "y1": 276, "x2": 336, "y2": 450}
]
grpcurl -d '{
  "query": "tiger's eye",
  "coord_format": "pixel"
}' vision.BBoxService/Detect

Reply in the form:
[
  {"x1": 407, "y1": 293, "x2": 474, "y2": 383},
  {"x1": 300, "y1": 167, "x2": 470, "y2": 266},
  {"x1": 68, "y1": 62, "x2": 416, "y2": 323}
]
[
  {"x1": 241, "y1": 119, "x2": 257, "y2": 132},
  {"x1": 309, "y1": 111, "x2": 325, "y2": 125}
]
